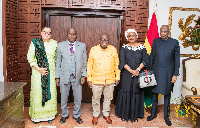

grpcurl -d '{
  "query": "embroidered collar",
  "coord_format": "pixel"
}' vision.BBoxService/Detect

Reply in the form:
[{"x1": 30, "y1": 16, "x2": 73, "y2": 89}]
[{"x1": 122, "y1": 44, "x2": 145, "y2": 51}]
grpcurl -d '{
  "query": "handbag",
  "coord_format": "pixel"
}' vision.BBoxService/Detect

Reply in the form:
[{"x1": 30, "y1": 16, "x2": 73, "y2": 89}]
[{"x1": 138, "y1": 70, "x2": 157, "y2": 88}]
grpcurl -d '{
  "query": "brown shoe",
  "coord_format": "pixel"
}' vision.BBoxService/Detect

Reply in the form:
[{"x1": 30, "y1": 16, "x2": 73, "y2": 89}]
[
  {"x1": 92, "y1": 117, "x2": 98, "y2": 125},
  {"x1": 103, "y1": 116, "x2": 112, "y2": 124}
]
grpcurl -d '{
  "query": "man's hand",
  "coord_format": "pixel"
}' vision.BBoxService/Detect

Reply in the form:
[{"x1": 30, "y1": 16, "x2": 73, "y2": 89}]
[
  {"x1": 81, "y1": 77, "x2": 85, "y2": 84},
  {"x1": 88, "y1": 81, "x2": 92, "y2": 88},
  {"x1": 56, "y1": 78, "x2": 60, "y2": 86},
  {"x1": 171, "y1": 75, "x2": 177, "y2": 84},
  {"x1": 115, "y1": 80, "x2": 120, "y2": 85}
]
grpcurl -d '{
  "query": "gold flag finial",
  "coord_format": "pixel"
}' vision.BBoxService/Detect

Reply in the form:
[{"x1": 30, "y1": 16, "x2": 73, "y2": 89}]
[{"x1": 154, "y1": 0, "x2": 157, "y2": 12}]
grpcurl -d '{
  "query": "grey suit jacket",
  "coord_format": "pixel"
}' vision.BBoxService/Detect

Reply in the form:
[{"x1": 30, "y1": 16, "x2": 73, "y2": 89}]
[{"x1": 55, "y1": 40, "x2": 87, "y2": 84}]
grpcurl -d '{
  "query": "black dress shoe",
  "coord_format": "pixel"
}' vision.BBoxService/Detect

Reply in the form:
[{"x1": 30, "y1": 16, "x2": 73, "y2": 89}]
[
  {"x1": 131, "y1": 119, "x2": 138, "y2": 122},
  {"x1": 48, "y1": 120, "x2": 52, "y2": 124},
  {"x1": 73, "y1": 117, "x2": 83, "y2": 124},
  {"x1": 147, "y1": 114, "x2": 157, "y2": 121},
  {"x1": 121, "y1": 118, "x2": 125, "y2": 121},
  {"x1": 164, "y1": 117, "x2": 172, "y2": 126},
  {"x1": 60, "y1": 116, "x2": 69, "y2": 124}
]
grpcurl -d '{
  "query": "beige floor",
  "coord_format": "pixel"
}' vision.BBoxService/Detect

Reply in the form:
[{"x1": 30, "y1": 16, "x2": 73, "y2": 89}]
[{"x1": 24, "y1": 103, "x2": 196, "y2": 128}]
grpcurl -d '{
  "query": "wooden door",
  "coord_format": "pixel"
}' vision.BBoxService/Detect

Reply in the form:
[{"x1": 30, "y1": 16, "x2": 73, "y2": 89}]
[
  {"x1": 48, "y1": 15, "x2": 120, "y2": 103},
  {"x1": 71, "y1": 17, "x2": 119, "y2": 103},
  {"x1": 49, "y1": 16, "x2": 72, "y2": 103},
  {"x1": 49, "y1": 16, "x2": 71, "y2": 43}
]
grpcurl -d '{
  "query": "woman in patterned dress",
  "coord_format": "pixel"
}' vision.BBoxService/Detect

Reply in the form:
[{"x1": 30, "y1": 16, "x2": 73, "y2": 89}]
[
  {"x1": 115, "y1": 29, "x2": 149, "y2": 122},
  {"x1": 27, "y1": 27, "x2": 57, "y2": 124}
]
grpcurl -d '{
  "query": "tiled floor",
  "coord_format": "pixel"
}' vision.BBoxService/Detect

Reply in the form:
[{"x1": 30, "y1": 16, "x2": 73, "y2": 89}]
[{"x1": 24, "y1": 103, "x2": 197, "y2": 128}]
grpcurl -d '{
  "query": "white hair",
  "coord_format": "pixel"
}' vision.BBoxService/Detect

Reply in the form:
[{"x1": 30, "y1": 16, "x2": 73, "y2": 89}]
[{"x1": 125, "y1": 29, "x2": 138, "y2": 40}]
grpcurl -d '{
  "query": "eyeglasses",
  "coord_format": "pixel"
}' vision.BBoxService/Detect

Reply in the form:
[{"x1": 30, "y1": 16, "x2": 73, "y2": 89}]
[
  {"x1": 128, "y1": 35, "x2": 137, "y2": 37},
  {"x1": 42, "y1": 31, "x2": 51, "y2": 35},
  {"x1": 101, "y1": 39, "x2": 109, "y2": 42}
]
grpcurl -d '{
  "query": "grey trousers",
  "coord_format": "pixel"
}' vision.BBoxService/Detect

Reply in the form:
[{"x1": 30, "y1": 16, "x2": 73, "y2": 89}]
[{"x1": 60, "y1": 75, "x2": 82, "y2": 118}]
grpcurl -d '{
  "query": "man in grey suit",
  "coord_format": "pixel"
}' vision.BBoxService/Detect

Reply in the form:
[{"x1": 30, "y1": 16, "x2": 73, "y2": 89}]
[{"x1": 55, "y1": 28, "x2": 87, "y2": 124}]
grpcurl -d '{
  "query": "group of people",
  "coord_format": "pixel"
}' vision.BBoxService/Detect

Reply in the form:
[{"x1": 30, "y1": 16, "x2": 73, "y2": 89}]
[{"x1": 27, "y1": 25, "x2": 180, "y2": 126}]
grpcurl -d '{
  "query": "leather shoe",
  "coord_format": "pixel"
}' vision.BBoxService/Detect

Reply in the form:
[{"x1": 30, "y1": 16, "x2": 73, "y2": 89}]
[
  {"x1": 73, "y1": 117, "x2": 83, "y2": 124},
  {"x1": 60, "y1": 116, "x2": 69, "y2": 124},
  {"x1": 92, "y1": 117, "x2": 98, "y2": 125},
  {"x1": 103, "y1": 116, "x2": 112, "y2": 124},
  {"x1": 164, "y1": 117, "x2": 172, "y2": 126},
  {"x1": 147, "y1": 114, "x2": 157, "y2": 121},
  {"x1": 132, "y1": 119, "x2": 138, "y2": 122}
]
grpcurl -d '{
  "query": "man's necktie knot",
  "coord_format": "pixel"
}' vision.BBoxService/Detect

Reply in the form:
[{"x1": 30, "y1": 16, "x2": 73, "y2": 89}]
[{"x1": 69, "y1": 43, "x2": 74, "y2": 47}]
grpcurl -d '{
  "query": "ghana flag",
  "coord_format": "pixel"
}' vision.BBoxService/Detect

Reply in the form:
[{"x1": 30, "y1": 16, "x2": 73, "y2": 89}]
[
  {"x1": 144, "y1": 12, "x2": 159, "y2": 55},
  {"x1": 143, "y1": 12, "x2": 159, "y2": 108}
]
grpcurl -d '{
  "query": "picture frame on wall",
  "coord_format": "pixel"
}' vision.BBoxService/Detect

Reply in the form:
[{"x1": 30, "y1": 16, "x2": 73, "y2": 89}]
[{"x1": 168, "y1": 7, "x2": 200, "y2": 57}]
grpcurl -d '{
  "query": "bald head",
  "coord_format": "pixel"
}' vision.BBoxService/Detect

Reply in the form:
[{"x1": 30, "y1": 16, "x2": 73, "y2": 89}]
[
  {"x1": 160, "y1": 25, "x2": 169, "y2": 40},
  {"x1": 100, "y1": 33, "x2": 109, "y2": 40},
  {"x1": 161, "y1": 25, "x2": 169, "y2": 30},
  {"x1": 67, "y1": 28, "x2": 77, "y2": 43},
  {"x1": 67, "y1": 28, "x2": 77, "y2": 35},
  {"x1": 100, "y1": 33, "x2": 109, "y2": 49}
]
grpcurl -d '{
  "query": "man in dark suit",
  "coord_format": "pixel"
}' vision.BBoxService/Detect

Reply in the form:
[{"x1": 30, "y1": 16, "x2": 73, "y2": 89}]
[
  {"x1": 147, "y1": 25, "x2": 180, "y2": 126},
  {"x1": 55, "y1": 28, "x2": 87, "y2": 124}
]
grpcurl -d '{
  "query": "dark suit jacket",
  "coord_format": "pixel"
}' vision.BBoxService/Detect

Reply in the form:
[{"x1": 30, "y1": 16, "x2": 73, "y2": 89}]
[{"x1": 150, "y1": 37, "x2": 180, "y2": 95}]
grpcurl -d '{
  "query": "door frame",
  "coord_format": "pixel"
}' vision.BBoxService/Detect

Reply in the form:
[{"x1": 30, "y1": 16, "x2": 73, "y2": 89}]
[
  {"x1": 42, "y1": 8, "x2": 126, "y2": 103},
  {"x1": 42, "y1": 8, "x2": 126, "y2": 52}
]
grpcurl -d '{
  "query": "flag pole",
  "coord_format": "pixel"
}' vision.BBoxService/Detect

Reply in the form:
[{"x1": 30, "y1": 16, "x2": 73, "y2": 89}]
[
  {"x1": 154, "y1": 0, "x2": 163, "y2": 101},
  {"x1": 144, "y1": 0, "x2": 160, "y2": 111}
]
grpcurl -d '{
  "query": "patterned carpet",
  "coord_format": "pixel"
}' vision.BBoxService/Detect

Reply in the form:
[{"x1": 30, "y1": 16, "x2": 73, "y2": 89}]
[{"x1": 24, "y1": 103, "x2": 198, "y2": 128}]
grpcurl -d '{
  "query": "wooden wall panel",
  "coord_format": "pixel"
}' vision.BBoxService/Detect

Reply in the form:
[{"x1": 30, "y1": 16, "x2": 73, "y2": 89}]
[
  {"x1": 17, "y1": 3, "x2": 41, "y2": 107},
  {"x1": 3, "y1": 0, "x2": 149, "y2": 106},
  {"x1": 4, "y1": 0, "x2": 19, "y2": 82},
  {"x1": 125, "y1": 0, "x2": 149, "y2": 42}
]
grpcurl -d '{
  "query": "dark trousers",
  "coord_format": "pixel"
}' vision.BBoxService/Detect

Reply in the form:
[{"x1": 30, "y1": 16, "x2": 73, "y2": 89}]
[{"x1": 151, "y1": 93, "x2": 171, "y2": 118}]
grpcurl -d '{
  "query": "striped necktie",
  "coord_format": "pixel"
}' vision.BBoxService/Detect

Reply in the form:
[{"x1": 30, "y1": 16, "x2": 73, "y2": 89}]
[{"x1": 69, "y1": 43, "x2": 74, "y2": 54}]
